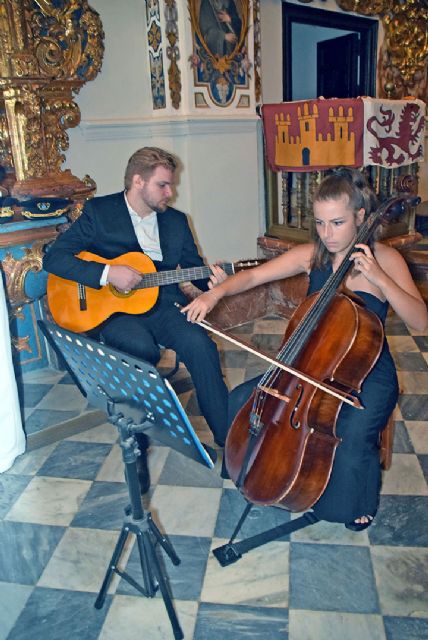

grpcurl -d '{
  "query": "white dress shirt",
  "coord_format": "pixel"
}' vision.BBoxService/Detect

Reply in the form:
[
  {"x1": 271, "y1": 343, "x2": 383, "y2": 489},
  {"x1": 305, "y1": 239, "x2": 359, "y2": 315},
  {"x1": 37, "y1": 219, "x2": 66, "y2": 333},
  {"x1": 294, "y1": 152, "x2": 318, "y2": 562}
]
[{"x1": 101, "y1": 192, "x2": 163, "y2": 285}]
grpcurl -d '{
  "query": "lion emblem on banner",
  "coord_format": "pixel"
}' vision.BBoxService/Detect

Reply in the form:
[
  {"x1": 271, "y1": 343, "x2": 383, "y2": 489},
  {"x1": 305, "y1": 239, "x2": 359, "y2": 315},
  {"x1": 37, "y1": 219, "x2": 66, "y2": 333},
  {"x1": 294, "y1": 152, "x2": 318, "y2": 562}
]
[{"x1": 366, "y1": 103, "x2": 425, "y2": 166}]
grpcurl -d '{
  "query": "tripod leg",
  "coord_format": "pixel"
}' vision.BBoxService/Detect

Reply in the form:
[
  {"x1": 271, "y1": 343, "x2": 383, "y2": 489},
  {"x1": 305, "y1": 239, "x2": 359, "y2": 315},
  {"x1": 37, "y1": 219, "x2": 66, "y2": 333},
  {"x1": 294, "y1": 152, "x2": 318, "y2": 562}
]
[
  {"x1": 148, "y1": 513, "x2": 180, "y2": 566},
  {"x1": 143, "y1": 529, "x2": 184, "y2": 640},
  {"x1": 95, "y1": 526, "x2": 129, "y2": 609},
  {"x1": 135, "y1": 529, "x2": 158, "y2": 597}
]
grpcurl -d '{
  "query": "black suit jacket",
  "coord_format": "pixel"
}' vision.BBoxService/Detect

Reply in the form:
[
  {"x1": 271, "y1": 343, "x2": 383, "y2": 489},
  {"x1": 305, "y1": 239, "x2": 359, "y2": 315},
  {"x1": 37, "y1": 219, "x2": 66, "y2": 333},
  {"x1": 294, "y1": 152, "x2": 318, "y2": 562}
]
[{"x1": 43, "y1": 191, "x2": 210, "y2": 304}]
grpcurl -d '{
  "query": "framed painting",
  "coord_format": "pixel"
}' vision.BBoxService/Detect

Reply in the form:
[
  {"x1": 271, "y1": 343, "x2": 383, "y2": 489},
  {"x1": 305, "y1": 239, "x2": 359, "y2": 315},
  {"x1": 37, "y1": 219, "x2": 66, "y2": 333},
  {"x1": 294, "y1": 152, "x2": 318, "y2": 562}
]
[
  {"x1": 188, "y1": 0, "x2": 250, "y2": 106},
  {"x1": 189, "y1": 0, "x2": 249, "y2": 71}
]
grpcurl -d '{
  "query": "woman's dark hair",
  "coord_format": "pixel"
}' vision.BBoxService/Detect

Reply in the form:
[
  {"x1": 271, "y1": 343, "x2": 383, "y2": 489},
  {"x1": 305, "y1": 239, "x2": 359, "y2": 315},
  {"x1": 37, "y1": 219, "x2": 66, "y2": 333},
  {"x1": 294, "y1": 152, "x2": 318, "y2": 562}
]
[{"x1": 311, "y1": 167, "x2": 378, "y2": 269}]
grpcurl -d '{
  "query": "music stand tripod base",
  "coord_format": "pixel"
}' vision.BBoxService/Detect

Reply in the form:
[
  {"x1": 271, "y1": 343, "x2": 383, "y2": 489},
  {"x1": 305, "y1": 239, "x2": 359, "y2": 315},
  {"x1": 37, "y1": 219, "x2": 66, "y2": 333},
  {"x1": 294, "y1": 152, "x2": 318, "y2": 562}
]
[
  {"x1": 92, "y1": 410, "x2": 183, "y2": 640},
  {"x1": 39, "y1": 321, "x2": 214, "y2": 640}
]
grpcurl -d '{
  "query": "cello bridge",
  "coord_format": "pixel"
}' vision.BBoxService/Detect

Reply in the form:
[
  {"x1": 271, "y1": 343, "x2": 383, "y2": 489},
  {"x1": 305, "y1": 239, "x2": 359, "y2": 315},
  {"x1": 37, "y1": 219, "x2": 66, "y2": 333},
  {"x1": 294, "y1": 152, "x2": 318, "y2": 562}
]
[{"x1": 258, "y1": 385, "x2": 290, "y2": 403}]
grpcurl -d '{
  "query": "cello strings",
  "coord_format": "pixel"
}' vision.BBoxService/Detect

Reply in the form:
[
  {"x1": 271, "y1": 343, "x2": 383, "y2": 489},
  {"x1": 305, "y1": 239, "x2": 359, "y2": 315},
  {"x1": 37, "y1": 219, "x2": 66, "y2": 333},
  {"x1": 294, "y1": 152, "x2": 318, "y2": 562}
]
[
  {"x1": 250, "y1": 214, "x2": 376, "y2": 424},
  {"x1": 237, "y1": 194, "x2": 406, "y2": 430},
  {"x1": 277, "y1": 218, "x2": 373, "y2": 363}
]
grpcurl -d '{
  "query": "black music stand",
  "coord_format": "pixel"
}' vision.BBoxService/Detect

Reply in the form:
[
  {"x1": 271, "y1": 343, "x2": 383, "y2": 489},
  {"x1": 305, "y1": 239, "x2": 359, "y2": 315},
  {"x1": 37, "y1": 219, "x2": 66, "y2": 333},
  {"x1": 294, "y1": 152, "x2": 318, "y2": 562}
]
[{"x1": 39, "y1": 320, "x2": 215, "y2": 640}]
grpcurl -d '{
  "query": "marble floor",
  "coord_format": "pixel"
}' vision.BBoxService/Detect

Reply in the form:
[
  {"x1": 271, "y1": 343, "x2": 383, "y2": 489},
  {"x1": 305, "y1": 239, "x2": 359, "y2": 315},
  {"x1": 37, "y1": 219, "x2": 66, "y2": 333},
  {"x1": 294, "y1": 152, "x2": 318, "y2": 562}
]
[{"x1": 1, "y1": 307, "x2": 427, "y2": 640}]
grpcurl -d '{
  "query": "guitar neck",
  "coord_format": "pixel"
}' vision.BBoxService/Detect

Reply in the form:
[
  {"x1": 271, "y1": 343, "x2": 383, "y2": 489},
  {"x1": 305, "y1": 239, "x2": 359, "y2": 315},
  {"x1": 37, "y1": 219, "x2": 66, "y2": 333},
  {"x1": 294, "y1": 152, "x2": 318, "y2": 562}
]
[{"x1": 136, "y1": 263, "x2": 235, "y2": 290}]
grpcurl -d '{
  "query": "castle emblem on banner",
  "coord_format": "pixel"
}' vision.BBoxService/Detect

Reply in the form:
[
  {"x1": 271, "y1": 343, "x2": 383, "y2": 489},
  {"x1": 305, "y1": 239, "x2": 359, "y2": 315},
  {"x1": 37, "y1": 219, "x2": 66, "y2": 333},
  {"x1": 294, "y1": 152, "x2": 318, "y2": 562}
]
[{"x1": 275, "y1": 103, "x2": 357, "y2": 169}]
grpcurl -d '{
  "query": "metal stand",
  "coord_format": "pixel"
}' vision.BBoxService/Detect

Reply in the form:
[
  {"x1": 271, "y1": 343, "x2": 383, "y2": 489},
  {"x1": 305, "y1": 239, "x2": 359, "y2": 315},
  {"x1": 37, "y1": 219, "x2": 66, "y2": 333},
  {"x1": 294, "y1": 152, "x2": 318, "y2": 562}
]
[
  {"x1": 213, "y1": 503, "x2": 319, "y2": 567},
  {"x1": 39, "y1": 320, "x2": 216, "y2": 640},
  {"x1": 94, "y1": 404, "x2": 183, "y2": 639}
]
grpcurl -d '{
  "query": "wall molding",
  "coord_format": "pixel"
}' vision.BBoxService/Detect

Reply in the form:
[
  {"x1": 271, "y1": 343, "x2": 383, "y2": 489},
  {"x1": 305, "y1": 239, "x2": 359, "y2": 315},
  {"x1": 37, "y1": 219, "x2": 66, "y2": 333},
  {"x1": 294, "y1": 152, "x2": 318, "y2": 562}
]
[{"x1": 77, "y1": 115, "x2": 260, "y2": 140}]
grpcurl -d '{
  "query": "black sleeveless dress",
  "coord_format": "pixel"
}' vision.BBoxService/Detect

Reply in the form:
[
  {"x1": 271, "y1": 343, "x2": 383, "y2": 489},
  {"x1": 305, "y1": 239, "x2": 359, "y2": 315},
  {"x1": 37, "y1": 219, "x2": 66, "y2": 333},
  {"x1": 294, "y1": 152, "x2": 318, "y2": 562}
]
[{"x1": 227, "y1": 266, "x2": 399, "y2": 523}]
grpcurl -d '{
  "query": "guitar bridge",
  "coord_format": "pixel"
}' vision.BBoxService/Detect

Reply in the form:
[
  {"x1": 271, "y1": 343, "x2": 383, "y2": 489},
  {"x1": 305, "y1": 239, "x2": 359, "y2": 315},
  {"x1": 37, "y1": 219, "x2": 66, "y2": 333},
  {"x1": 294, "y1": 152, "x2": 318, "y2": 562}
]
[{"x1": 78, "y1": 283, "x2": 87, "y2": 311}]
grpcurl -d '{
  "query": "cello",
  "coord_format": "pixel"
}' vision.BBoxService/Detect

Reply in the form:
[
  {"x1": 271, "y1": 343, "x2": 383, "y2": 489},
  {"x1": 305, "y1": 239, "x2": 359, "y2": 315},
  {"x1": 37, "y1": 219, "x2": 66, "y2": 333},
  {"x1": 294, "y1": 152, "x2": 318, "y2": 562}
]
[{"x1": 220, "y1": 191, "x2": 419, "y2": 513}]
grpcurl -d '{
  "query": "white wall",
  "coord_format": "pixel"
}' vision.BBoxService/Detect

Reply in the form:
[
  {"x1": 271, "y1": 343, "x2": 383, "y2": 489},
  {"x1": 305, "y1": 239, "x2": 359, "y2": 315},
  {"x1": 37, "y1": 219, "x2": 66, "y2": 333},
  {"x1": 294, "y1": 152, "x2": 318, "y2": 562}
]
[
  {"x1": 73, "y1": 0, "x2": 151, "y2": 119},
  {"x1": 259, "y1": 0, "x2": 283, "y2": 104}
]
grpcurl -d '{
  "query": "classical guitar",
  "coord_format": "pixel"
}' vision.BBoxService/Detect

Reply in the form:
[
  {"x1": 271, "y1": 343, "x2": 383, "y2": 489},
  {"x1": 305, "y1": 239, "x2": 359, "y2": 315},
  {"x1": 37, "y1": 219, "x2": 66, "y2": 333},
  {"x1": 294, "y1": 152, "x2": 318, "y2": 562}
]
[{"x1": 47, "y1": 251, "x2": 264, "y2": 332}]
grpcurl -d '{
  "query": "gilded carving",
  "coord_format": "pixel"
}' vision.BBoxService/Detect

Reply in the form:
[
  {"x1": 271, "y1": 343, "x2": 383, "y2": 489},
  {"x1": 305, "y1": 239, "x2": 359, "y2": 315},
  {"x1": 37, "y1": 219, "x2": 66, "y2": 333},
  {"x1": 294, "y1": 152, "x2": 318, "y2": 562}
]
[
  {"x1": 26, "y1": 0, "x2": 104, "y2": 80},
  {"x1": 67, "y1": 199, "x2": 84, "y2": 222},
  {"x1": 2, "y1": 240, "x2": 45, "y2": 307},
  {"x1": 0, "y1": 105, "x2": 12, "y2": 169},
  {"x1": 146, "y1": 0, "x2": 166, "y2": 109},
  {"x1": 0, "y1": 0, "x2": 104, "y2": 198},
  {"x1": 335, "y1": 0, "x2": 428, "y2": 100},
  {"x1": 12, "y1": 334, "x2": 32, "y2": 353},
  {"x1": 42, "y1": 92, "x2": 81, "y2": 174},
  {"x1": 165, "y1": 0, "x2": 182, "y2": 109}
]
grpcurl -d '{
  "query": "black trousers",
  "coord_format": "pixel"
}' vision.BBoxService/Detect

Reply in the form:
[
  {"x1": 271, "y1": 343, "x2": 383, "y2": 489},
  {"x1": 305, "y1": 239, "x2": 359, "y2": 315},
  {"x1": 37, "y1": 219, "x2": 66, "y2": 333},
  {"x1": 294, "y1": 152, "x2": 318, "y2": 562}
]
[{"x1": 97, "y1": 300, "x2": 229, "y2": 450}]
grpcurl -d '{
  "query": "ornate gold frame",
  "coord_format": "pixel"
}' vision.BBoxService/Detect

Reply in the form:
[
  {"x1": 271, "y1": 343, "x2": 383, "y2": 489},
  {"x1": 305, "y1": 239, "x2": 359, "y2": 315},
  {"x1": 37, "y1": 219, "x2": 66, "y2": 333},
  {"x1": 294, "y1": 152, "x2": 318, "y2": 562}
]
[{"x1": 188, "y1": 0, "x2": 250, "y2": 74}]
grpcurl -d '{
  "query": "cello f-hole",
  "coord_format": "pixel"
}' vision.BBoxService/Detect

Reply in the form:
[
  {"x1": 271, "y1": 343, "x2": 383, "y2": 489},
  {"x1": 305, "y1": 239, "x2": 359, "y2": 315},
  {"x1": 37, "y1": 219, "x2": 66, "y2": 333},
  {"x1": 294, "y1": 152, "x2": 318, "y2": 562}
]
[{"x1": 290, "y1": 383, "x2": 303, "y2": 429}]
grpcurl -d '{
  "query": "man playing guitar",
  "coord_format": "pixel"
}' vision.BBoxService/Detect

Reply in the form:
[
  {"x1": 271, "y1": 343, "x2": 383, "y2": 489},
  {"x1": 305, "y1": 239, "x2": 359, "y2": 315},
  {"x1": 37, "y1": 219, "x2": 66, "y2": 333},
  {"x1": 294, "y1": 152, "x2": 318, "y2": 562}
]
[{"x1": 43, "y1": 146, "x2": 229, "y2": 493}]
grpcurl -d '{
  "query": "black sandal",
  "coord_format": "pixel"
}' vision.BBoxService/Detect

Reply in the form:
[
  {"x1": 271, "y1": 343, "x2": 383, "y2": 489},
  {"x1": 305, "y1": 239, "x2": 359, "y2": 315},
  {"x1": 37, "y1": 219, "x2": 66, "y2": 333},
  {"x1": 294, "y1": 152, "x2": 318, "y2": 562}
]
[{"x1": 345, "y1": 515, "x2": 374, "y2": 532}]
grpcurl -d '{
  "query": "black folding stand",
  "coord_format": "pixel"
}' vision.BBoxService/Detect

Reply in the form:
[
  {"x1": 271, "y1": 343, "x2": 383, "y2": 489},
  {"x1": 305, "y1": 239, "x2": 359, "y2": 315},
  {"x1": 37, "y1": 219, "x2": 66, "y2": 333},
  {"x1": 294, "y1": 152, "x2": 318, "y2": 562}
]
[
  {"x1": 39, "y1": 320, "x2": 215, "y2": 640},
  {"x1": 213, "y1": 503, "x2": 319, "y2": 567}
]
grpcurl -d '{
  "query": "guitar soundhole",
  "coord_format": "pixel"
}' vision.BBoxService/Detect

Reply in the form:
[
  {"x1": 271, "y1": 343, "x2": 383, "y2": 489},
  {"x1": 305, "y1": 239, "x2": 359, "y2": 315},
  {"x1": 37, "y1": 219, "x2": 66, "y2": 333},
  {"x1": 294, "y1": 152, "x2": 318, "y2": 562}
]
[{"x1": 109, "y1": 284, "x2": 134, "y2": 298}]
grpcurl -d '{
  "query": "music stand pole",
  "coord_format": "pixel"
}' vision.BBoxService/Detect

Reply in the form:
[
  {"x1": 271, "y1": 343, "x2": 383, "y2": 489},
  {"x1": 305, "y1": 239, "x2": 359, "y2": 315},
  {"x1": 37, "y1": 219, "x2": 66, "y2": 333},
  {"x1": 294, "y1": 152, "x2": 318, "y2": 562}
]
[{"x1": 94, "y1": 401, "x2": 184, "y2": 640}]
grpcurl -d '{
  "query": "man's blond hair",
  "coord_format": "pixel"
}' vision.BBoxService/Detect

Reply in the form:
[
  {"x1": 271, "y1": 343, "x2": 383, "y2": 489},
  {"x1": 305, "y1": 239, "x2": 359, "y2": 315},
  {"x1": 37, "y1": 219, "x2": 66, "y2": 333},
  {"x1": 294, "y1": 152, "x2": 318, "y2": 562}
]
[{"x1": 124, "y1": 147, "x2": 178, "y2": 189}]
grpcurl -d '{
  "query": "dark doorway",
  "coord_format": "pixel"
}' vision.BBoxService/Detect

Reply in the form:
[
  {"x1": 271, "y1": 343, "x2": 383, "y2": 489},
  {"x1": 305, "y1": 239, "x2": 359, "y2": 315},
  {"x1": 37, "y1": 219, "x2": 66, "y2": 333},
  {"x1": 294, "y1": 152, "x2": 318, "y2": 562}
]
[
  {"x1": 282, "y1": 2, "x2": 378, "y2": 101},
  {"x1": 317, "y1": 33, "x2": 359, "y2": 98}
]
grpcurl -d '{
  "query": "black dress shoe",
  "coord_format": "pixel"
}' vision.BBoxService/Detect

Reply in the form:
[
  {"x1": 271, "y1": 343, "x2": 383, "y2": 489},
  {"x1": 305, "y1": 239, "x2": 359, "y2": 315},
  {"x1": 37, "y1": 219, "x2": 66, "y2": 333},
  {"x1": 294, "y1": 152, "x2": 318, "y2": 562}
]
[{"x1": 136, "y1": 449, "x2": 151, "y2": 495}]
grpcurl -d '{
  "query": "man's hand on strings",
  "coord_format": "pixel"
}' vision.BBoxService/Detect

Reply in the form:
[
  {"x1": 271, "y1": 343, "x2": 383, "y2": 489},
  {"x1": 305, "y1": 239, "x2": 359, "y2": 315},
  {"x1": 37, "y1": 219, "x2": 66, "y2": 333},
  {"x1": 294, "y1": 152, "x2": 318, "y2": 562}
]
[
  {"x1": 208, "y1": 263, "x2": 228, "y2": 289},
  {"x1": 107, "y1": 265, "x2": 142, "y2": 292}
]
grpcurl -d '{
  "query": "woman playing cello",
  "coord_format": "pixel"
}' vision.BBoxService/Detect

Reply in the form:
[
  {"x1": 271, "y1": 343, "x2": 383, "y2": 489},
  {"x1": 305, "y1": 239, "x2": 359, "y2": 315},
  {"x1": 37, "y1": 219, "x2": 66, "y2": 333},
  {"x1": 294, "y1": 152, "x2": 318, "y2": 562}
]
[{"x1": 183, "y1": 168, "x2": 428, "y2": 531}]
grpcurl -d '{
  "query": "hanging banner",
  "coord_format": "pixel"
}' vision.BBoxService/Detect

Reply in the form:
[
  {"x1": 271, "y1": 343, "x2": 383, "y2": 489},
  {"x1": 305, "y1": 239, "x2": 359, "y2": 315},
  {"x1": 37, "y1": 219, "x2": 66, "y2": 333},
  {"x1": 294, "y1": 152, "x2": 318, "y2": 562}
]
[
  {"x1": 261, "y1": 97, "x2": 425, "y2": 172},
  {"x1": 363, "y1": 98, "x2": 425, "y2": 168},
  {"x1": 261, "y1": 98, "x2": 364, "y2": 172}
]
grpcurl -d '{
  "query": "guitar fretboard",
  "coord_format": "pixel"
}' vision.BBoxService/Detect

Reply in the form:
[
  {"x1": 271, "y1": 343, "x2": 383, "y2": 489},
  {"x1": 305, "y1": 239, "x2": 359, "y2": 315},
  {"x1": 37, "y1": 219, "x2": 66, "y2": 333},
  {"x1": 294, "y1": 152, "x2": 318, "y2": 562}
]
[{"x1": 136, "y1": 263, "x2": 235, "y2": 290}]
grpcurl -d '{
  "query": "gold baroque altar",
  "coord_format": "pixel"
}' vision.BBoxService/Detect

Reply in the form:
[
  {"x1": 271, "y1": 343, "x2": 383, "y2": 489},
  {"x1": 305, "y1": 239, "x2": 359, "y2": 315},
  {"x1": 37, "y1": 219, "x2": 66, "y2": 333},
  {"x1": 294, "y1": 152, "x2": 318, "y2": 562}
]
[
  {"x1": 0, "y1": 0, "x2": 104, "y2": 371},
  {"x1": 0, "y1": 0, "x2": 104, "y2": 201}
]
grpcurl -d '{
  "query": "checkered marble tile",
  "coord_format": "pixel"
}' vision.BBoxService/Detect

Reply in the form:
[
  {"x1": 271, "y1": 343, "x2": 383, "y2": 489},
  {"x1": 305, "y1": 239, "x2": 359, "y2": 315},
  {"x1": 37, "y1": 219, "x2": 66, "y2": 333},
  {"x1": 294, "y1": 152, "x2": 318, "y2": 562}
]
[
  {"x1": 17, "y1": 368, "x2": 101, "y2": 439},
  {"x1": 1, "y1": 312, "x2": 427, "y2": 640}
]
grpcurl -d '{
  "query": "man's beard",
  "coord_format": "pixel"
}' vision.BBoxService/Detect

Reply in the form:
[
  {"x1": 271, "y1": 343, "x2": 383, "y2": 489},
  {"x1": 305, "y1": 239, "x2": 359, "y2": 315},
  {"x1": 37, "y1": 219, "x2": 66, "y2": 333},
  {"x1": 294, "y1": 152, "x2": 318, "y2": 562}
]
[
  {"x1": 142, "y1": 191, "x2": 169, "y2": 213},
  {"x1": 151, "y1": 201, "x2": 168, "y2": 213}
]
